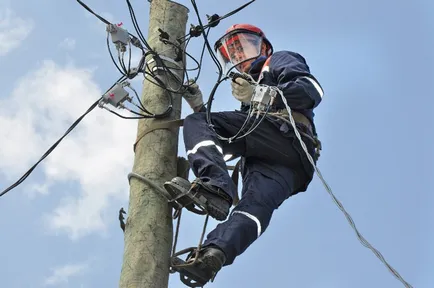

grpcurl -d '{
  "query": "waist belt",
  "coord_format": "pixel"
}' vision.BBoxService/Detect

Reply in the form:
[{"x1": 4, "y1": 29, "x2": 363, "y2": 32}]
[
  {"x1": 271, "y1": 109, "x2": 313, "y2": 135},
  {"x1": 265, "y1": 108, "x2": 322, "y2": 162}
]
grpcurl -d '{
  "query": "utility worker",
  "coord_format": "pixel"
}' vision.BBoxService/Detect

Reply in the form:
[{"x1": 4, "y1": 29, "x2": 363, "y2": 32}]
[{"x1": 165, "y1": 23, "x2": 324, "y2": 283}]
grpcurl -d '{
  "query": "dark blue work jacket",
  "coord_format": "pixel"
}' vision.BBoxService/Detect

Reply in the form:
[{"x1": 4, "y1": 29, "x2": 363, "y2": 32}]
[{"x1": 242, "y1": 51, "x2": 323, "y2": 136}]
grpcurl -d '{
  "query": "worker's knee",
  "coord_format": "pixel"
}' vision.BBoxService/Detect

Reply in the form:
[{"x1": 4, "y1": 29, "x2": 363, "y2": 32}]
[
  {"x1": 183, "y1": 112, "x2": 209, "y2": 145},
  {"x1": 183, "y1": 111, "x2": 207, "y2": 130},
  {"x1": 234, "y1": 171, "x2": 290, "y2": 234},
  {"x1": 183, "y1": 111, "x2": 235, "y2": 142}
]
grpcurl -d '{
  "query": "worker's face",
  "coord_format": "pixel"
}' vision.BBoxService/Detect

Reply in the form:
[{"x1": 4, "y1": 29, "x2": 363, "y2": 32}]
[
  {"x1": 227, "y1": 39, "x2": 258, "y2": 72},
  {"x1": 216, "y1": 32, "x2": 262, "y2": 73}
]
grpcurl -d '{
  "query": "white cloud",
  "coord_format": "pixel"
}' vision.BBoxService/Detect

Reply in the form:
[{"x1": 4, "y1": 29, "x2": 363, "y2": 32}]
[
  {"x1": 0, "y1": 60, "x2": 138, "y2": 240},
  {"x1": 44, "y1": 262, "x2": 88, "y2": 286},
  {"x1": 59, "y1": 38, "x2": 76, "y2": 50},
  {"x1": 0, "y1": 8, "x2": 33, "y2": 56},
  {"x1": 27, "y1": 182, "x2": 51, "y2": 198}
]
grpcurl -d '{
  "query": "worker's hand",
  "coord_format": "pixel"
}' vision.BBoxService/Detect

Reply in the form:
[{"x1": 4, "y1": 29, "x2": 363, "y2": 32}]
[
  {"x1": 183, "y1": 80, "x2": 204, "y2": 112},
  {"x1": 231, "y1": 77, "x2": 254, "y2": 103}
]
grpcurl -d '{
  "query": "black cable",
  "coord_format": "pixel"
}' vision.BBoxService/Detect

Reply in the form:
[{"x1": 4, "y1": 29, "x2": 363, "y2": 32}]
[
  {"x1": 125, "y1": 2, "x2": 193, "y2": 94},
  {"x1": 0, "y1": 76, "x2": 127, "y2": 198},
  {"x1": 161, "y1": 38, "x2": 202, "y2": 73},
  {"x1": 0, "y1": 1, "x2": 192, "y2": 200},
  {"x1": 77, "y1": 0, "x2": 148, "y2": 51},
  {"x1": 77, "y1": 0, "x2": 256, "y2": 127},
  {"x1": 0, "y1": 100, "x2": 98, "y2": 197},
  {"x1": 104, "y1": 107, "x2": 148, "y2": 119},
  {"x1": 127, "y1": 43, "x2": 132, "y2": 74},
  {"x1": 76, "y1": 0, "x2": 111, "y2": 24},
  {"x1": 189, "y1": 0, "x2": 269, "y2": 143},
  {"x1": 77, "y1": 0, "x2": 191, "y2": 96},
  {"x1": 107, "y1": 35, "x2": 127, "y2": 76},
  {"x1": 118, "y1": 52, "x2": 128, "y2": 74},
  {"x1": 190, "y1": 0, "x2": 242, "y2": 140},
  {"x1": 130, "y1": 90, "x2": 150, "y2": 115},
  {"x1": 189, "y1": 0, "x2": 224, "y2": 86},
  {"x1": 202, "y1": 0, "x2": 256, "y2": 30},
  {"x1": 158, "y1": 38, "x2": 204, "y2": 93},
  {"x1": 1, "y1": 2, "x2": 160, "y2": 197},
  {"x1": 125, "y1": 0, "x2": 151, "y2": 49},
  {"x1": 123, "y1": 106, "x2": 155, "y2": 118},
  {"x1": 125, "y1": 0, "x2": 186, "y2": 95},
  {"x1": 101, "y1": 21, "x2": 177, "y2": 116},
  {"x1": 183, "y1": 28, "x2": 210, "y2": 83},
  {"x1": 123, "y1": 0, "x2": 203, "y2": 98}
]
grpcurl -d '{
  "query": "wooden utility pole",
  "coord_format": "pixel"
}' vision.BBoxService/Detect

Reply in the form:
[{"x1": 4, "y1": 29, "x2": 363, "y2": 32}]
[{"x1": 119, "y1": 1, "x2": 188, "y2": 287}]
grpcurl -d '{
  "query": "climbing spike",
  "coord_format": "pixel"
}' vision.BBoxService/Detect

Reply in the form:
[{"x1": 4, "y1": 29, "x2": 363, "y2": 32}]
[
  {"x1": 171, "y1": 257, "x2": 210, "y2": 287},
  {"x1": 163, "y1": 177, "x2": 208, "y2": 216}
]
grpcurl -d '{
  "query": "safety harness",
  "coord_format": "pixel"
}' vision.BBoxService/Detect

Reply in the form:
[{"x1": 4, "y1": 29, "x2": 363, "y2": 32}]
[{"x1": 250, "y1": 55, "x2": 322, "y2": 163}]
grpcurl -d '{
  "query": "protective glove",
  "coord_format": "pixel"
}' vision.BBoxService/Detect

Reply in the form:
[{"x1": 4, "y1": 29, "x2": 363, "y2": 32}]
[
  {"x1": 231, "y1": 77, "x2": 254, "y2": 103},
  {"x1": 183, "y1": 80, "x2": 204, "y2": 111}
]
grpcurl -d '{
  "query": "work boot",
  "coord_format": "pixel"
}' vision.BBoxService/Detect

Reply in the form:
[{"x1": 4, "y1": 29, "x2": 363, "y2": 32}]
[
  {"x1": 188, "y1": 245, "x2": 226, "y2": 283},
  {"x1": 191, "y1": 178, "x2": 231, "y2": 221},
  {"x1": 164, "y1": 177, "x2": 231, "y2": 221}
]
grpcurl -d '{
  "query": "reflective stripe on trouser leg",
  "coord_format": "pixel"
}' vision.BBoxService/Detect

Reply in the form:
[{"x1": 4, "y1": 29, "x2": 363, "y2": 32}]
[
  {"x1": 202, "y1": 168, "x2": 298, "y2": 266},
  {"x1": 182, "y1": 112, "x2": 238, "y2": 199},
  {"x1": 186, "y1": 140, "x2": 223, "y2": 156},
  {"x1": 232, "y1": 210, "x2": 262, "y2": 238}
]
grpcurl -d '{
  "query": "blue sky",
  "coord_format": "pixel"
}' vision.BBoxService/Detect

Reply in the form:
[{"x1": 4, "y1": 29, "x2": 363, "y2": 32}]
[{"x1": 0, "y1": 0, "x2": 431, "y2": 287}]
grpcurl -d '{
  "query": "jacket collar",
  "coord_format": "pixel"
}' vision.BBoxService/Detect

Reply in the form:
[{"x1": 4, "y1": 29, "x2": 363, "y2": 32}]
[{"x1": 248, "y1": 55, "x2": 268, "y2": 81}]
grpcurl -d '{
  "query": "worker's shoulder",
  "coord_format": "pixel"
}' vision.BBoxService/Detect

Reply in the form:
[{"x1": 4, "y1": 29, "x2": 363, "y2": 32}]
[{"x1": 271, "y1": 50, "x2": 308, "y2": 64}]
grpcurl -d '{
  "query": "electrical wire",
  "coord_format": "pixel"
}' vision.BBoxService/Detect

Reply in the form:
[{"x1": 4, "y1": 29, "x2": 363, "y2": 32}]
[
  {"x1": 77, "y1": 0, "x2": 209, "y2": 108},
  {"x1": 274, "y1": 87, "x2": 413, "y2": 288},
  {"x1": 0, "y1": 0, "x2": 256, "y2": 196},
  {"x1": 76, "y1": 0, "x2": 254, "y2": 115},
  {"x1": 123, "y1": 0, "x2": 198, "y2": 94},
  {"x1": 106, "y1": 33, "x2": 128, "y2": 76},
  {"x1": 189, "y1": 0, "x2": 224, "y2": 128},
  {"x1": 125, "y1": 0, "x2": 151, "y2": 50},
  {"x1": 76, "y1": 0, "x2": 111, "y2": 25},
  {"x1": 75, "y1": 0, "x2": 266, "y2": 165},
  {"x1": 0, "y1": 76, "x2": 127, "y2": 197},
  {"x1": 77, "y1": 0, "x2": 183, "y2": 117},
  {"x1": 188, "y1": 0, "x2": 268, "y2": 142},
  {"x1": 76, "y1": 0, "x2": 143, "y2": 47},
  {"x1": 202, "y1": 0, "x2": 256, "y2": 30}
]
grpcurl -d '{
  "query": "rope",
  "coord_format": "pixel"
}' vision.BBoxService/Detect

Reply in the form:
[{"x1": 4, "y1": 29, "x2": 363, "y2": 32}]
[
  {"x1": 273, "y1": 87, "x2": 413, "y2": 288},
  {"x1": 127, "y1": 172, "x2": 172, "y2": 200},
  {"x1": 133, "y1": 119, "x2": 184, "y2": 152}
]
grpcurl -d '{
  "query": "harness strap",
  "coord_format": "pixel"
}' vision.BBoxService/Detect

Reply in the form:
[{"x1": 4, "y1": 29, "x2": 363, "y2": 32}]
[
  {"x1": 264, "y1": 111, "x2": 322, "y2": 161},
  {"x1": 133, "y1": 119, "x2": 184, "y2": 152}
]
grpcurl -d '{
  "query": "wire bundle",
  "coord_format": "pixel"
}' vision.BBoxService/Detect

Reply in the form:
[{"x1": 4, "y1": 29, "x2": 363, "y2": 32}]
[{"x1": 0, "y1": 0, "x2": 256, "y2": 196}]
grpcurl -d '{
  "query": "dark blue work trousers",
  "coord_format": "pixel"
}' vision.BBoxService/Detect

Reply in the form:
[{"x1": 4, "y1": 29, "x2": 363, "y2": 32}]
[{"x1": 183, "y1": 110, "x2": 315, "y2": 265}]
